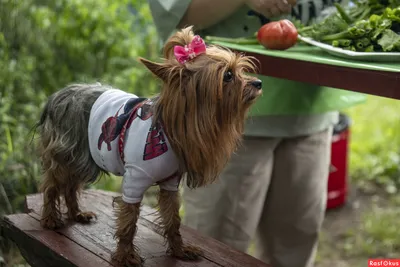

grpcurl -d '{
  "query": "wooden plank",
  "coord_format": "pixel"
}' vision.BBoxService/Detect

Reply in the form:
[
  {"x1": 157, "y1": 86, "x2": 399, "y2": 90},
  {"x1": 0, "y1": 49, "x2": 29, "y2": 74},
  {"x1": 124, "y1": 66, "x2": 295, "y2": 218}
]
[
  {"x1": 1, "y1": 214, "x2": 111, "y2": 267},
  {"x1": 91, "y1": 190, "x2": 269, "y2": 267},
  {"x1": 238, "y1": 51, "x2": 400, "y2": 100},
  {"x1": 140, "y1": 206, "x2": 268, "y2": 267},
  {"x1": 25, "y1": 192, "x2": 218, "y2": 266},
  {"x1": 20, "y1": 189, "x2": 269, "y2": 267}
]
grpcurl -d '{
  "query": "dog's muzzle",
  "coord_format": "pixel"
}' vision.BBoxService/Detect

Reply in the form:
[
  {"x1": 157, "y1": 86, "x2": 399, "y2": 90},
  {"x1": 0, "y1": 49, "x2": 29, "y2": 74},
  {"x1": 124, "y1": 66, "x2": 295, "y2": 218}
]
[{"x1": 251, "y1": 79, "x2": 262, "y2": 90}]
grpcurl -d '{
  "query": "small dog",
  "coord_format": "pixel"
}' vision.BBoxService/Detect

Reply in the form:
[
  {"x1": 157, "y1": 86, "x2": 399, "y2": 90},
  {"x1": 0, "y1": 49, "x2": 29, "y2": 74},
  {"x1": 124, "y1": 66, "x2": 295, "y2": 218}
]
[{"x1": 36, "y1": 26, "x2": 262, "y2": 266}]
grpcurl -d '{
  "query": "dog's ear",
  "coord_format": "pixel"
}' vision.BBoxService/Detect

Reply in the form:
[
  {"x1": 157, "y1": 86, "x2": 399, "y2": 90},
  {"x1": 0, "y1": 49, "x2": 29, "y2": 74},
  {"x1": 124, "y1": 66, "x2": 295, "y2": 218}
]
[{"x1": 139, "y1": 57, "x2": 171, "y2": 81}]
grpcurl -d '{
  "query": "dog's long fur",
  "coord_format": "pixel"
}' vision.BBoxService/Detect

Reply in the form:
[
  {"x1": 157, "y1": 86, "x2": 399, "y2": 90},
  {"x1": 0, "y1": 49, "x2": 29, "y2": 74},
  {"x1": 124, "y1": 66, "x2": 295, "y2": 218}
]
[
  {"x1": 38, "y1": 83, "x2": 110, "y2": 228},
  {"x1": 146, "y1": 28, "x2": 259, "y2": 188},
  {"x1": 36, "y1": 26, "x2": 261, "y2": 266}
]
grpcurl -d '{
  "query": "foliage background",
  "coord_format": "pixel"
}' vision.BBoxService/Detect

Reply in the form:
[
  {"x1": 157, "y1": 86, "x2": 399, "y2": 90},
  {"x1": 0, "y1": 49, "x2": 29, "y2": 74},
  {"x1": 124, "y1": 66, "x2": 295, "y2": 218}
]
[
  {"x1": 0, "y1": 0, "x2": 161, "y2": 264},
  {"x1": 0, "y1": 0, "x2": 161, "y2": 212},
  {"x1": 1, "y1": 0, "x2": 400, "y2": 266}
]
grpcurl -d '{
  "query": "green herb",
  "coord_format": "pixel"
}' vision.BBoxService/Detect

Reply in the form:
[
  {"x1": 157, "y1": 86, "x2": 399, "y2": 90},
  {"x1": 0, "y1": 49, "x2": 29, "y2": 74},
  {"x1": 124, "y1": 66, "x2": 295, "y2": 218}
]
[
  {"x1": 332, "y1": 39, "x2": 352, "y2": 47},
  {"x1": 377, "y1": 29, "x2": 400, "y2": 51},
  {"x1": 205, "y1": 36, "x2": 259, "y2": 44},
  {"x1": 302, "y1": 5, "x2": 400, "y2": 52},
  {"x1": 335, "y1": 3, "x2": 354, "y2": 24},
  {"x1": 355, "y1": 37, "x2": 371, "y2": 49}
]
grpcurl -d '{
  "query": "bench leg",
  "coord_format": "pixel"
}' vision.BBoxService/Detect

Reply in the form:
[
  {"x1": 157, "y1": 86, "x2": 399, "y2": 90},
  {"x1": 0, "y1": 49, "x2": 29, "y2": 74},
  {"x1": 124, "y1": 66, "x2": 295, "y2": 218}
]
[
  {"x1": 111, "y1": 197, "x2": 144, "y2": 267},
  {"x1": 157, "y1": 189, "x2": 203, "y2": 261}
]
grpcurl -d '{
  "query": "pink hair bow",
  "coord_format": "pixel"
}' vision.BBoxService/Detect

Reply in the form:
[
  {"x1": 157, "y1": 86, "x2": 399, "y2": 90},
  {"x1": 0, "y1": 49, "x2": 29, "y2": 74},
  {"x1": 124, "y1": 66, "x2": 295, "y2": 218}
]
[{"x1": 174, "y1": 35, "x2": 206, "y2": 64}]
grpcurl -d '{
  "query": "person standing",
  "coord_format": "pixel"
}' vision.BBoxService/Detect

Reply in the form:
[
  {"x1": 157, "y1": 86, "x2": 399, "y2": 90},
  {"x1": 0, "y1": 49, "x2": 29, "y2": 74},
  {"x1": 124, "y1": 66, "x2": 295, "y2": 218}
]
[{"x1": 147, "y1": 1, "x2": 365, "y2": 266}]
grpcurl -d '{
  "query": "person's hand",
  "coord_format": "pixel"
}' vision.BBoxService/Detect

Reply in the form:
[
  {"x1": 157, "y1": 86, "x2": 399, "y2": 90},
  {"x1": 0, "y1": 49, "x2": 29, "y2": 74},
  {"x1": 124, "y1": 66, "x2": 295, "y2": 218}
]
[{"x1": 245, "y1": 0, "x2": 295, "y2": 18}]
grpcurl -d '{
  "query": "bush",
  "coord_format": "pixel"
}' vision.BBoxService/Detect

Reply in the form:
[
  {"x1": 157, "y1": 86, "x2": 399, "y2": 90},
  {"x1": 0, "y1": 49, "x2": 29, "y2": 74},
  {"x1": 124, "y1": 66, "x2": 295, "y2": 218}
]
[
  {"x1": 0, "y1": 0, "x2": 161, "y2": 264},
  {"x1": 0, "y1": 0, "x2": 160, "y2": 213}
]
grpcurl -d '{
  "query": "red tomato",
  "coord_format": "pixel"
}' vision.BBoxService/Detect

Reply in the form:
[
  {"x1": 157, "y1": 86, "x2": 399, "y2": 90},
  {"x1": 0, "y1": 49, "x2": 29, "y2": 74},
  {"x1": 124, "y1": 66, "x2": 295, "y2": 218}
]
[{"x1": 257, "y1": 20, "x2": 298, "y2": 50}]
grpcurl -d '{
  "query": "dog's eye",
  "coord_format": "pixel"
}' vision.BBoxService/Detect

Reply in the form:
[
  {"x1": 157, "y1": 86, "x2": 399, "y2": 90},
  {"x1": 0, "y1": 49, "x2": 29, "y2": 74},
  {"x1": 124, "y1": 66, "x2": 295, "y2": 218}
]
[{"x1": 223, "y1": 71, "x2": 234, "y2": 82}]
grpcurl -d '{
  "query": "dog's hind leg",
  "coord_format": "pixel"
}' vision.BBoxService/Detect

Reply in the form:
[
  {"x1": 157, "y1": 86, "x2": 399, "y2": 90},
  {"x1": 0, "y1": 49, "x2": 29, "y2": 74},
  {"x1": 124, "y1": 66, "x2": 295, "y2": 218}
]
[
  {"x1": 40, "y1": 166, "x2": 65, "y2": 230},
  {"x1": 157, "y1": 189, "x2": 203, "y2": 261},
  {"x1": 37, "y1": 83, "x2": 106, "y2": 228},
  {"x1": 64, "y1": 179, "x2": 97, "y2": 224}
]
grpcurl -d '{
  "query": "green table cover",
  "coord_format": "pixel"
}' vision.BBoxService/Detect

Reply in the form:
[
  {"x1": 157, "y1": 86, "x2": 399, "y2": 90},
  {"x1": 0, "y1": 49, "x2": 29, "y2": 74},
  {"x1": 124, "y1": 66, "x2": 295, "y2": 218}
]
[{"x1": 210, "y1": 41, "x2": 400, "y2": 73}]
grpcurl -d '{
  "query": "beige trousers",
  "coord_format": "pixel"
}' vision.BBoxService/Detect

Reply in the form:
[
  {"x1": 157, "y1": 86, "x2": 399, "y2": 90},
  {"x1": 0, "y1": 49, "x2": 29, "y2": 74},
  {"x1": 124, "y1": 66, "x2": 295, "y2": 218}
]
[{"x1": 182, "y1": 128, "x2": 332, "y2": 267}]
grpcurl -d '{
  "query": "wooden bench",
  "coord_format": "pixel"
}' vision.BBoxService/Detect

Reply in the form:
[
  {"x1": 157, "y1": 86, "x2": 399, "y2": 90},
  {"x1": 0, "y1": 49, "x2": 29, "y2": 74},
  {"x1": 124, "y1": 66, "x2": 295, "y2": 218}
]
[{"x1": 1, "y1": 189, "x2": 270, "y2": 267}]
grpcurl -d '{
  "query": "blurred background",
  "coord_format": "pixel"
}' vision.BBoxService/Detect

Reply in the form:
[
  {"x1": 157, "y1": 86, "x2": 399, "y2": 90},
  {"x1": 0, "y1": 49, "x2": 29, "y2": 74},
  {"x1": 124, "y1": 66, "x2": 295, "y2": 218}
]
[{"x1": 0, "y1": 0, "x2": 399, "y2": 266}]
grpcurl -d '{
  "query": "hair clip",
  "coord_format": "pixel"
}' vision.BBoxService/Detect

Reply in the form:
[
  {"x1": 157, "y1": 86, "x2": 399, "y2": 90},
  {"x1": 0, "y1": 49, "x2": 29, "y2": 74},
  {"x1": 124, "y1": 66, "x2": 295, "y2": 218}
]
[{"x1": 174, "y1": 35, "x2": 206, "y2": 64}]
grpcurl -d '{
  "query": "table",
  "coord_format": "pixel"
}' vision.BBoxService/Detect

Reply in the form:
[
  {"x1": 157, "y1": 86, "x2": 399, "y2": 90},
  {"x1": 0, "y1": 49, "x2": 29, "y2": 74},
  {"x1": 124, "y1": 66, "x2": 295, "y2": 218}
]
[
  {"x1": 0, "y1": 189, "x2": 269, "y2": 267},
  {"x1": 212, "y1": 41, "x2": 400, "y2": 100}
]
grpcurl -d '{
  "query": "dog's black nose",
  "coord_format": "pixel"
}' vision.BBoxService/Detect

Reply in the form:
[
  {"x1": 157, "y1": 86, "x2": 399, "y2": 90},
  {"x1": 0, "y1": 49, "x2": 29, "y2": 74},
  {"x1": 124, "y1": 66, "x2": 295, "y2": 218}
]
[{"x1": 251, "y1": 79, "x2": 262, "y2": 90}]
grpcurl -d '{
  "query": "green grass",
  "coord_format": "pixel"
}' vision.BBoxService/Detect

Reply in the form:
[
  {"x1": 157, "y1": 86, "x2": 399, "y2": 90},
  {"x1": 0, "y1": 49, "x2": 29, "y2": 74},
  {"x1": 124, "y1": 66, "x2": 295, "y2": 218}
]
[
  {"x1": 313, "y1": 94, "x2": 400, "y2": 266},
  {"x1": 342, "y1": 202, "x2": 400, "y2": 258},
  {"x1": 315, "y1": 194, "x2": 400, "y2": 267},
  {"x1": 345, "y1": 95, "x2": 400, "y2": 193}
]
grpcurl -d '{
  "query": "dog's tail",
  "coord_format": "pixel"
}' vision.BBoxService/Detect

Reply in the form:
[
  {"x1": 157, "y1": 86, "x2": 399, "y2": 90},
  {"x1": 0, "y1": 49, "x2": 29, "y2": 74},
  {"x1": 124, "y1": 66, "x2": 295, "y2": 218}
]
[{"x1": 36, "y1": 83, "x2": 110, "y2": 188}]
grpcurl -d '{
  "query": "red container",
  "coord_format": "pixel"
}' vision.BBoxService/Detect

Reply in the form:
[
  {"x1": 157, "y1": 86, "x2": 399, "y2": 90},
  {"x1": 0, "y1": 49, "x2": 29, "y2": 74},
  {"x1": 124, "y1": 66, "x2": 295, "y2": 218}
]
[{"x1": 327, "y1": 114, "x2": 350, "y2": 210}]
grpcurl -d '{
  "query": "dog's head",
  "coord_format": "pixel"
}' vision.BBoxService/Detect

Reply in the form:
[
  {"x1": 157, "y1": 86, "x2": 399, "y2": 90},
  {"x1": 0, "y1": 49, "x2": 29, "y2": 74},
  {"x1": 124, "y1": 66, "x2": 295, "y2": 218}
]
[
  {"x1": 140, "y1": 26, "x2": 262, "y2": 119},
  {"x1": 139, "y1": 26, "x2": 262, "y2": 188}
]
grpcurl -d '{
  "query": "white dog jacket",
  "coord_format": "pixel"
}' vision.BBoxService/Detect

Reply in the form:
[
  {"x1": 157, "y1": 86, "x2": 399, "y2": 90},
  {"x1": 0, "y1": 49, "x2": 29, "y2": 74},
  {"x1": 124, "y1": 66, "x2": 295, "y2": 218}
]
[{"x1": 88, "y1": 89, "x2": 181, "y2": 204}]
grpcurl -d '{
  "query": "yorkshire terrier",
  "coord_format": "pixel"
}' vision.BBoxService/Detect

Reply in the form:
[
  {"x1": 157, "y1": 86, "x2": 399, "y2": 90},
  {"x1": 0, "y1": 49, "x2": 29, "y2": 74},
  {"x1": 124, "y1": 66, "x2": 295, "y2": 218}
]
[{"x1": 36, "y1": 26, "x2": 262, "y2": 266}]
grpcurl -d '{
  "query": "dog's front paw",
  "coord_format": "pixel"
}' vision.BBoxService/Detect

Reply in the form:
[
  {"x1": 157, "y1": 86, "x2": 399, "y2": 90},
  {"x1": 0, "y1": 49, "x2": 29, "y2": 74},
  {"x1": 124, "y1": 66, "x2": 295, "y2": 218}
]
[
  {"x1": 111, "y1": 250, "x2": 144, "y2": 267},
  {"x1": 40, "y1": 216, "x2": 64, "y2": 230},
  {"x1": 170, "y1": 244, "x2": 203, "y2": 261},
  {"x1": 75, "y1": 211, "x2": 97, "y2": 223}
]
